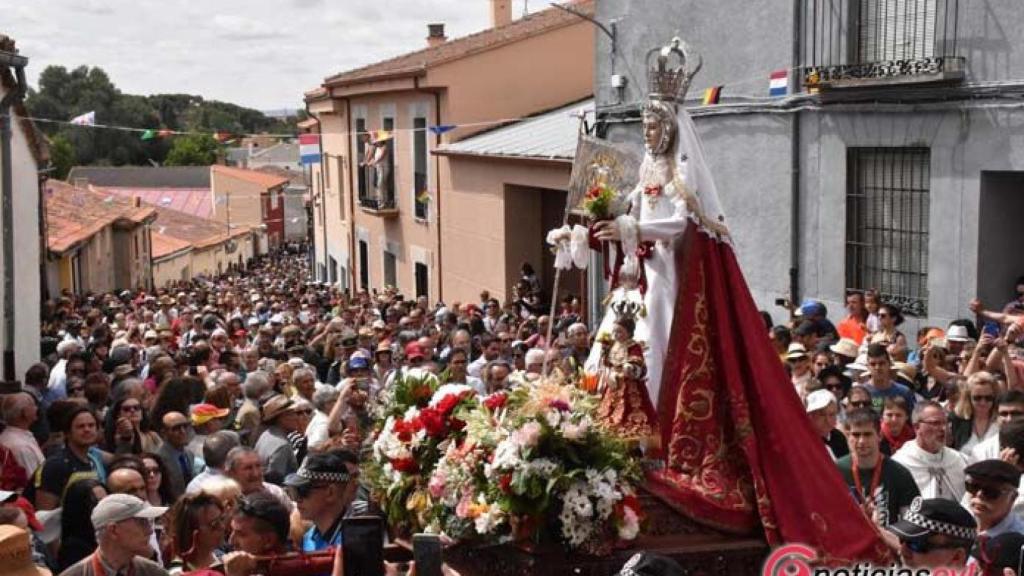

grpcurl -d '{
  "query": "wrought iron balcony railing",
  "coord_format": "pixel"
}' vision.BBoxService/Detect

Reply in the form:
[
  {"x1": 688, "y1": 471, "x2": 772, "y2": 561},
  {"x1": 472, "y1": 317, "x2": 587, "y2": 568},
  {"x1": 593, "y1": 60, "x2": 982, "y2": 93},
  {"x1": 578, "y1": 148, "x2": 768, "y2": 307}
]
[
  {"x1": 359, "y1": 194, "x2": 398, "y2": 216},
  {"x1": 801, "y1": 0, "x2": 963, "y2": 90}
]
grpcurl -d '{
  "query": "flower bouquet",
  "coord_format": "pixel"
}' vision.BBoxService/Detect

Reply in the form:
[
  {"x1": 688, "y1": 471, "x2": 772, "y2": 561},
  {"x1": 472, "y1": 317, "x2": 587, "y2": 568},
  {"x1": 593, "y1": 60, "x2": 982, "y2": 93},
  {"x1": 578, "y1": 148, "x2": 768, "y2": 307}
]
[{"x1": 364, "y1": 374, "x2": 643, "y2": 554}]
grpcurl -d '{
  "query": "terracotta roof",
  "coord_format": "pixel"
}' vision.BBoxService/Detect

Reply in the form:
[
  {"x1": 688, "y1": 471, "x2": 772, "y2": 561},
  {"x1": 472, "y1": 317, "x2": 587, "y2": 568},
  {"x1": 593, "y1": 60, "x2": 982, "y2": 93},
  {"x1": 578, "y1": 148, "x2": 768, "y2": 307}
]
[
  {"x1": 101, "y1": 187, "x2": 213, "y2": 219},
  {"x1": 0, "y1": 35, "x2": 49, "y2": 166},
  {"x1": 212, "y1": 165, "x2": 290, "y2": 189},
  {"x1": 45, "y1": 180, "x2": 157, "y2": 254},
  {"x1": 256, "y1": 165, "x2": 307, "y2": 188},
  {"x1": 322, "y1": 0, "x2": 593, "y2": 88},
  {"x1": 151, "y1": 232, "x2": 192, "y2": 260},
  {"x1": 149, "y1": 204, "x2": 251, "y2": 250}
]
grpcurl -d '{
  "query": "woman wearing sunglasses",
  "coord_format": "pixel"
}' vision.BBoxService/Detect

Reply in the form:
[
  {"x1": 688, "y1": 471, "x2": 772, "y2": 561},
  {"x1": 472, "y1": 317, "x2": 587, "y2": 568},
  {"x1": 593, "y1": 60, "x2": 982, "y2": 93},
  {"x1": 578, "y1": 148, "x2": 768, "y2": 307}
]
[
  {"x1": 166, "y1": 492, "x2": 228, "y2": 574},
  {"x1": 950, "y1": 372, "x2": 1000, "y2": 454}
]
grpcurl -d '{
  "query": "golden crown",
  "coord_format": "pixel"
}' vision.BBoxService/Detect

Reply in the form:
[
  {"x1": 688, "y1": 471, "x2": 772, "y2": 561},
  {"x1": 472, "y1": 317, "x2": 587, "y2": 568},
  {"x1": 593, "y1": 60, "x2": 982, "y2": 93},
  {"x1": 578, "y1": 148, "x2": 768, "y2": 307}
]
[{"x1": 645, "y1": 37, "x2": 702, "y2": 103}]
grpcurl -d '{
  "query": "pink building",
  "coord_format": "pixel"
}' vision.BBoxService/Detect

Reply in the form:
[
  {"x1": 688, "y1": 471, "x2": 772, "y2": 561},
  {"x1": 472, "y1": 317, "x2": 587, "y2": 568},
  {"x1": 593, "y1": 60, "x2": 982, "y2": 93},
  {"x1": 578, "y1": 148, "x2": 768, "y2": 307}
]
[{"x1": 305, "y1": 0, "x2": 594, "y2": 302}]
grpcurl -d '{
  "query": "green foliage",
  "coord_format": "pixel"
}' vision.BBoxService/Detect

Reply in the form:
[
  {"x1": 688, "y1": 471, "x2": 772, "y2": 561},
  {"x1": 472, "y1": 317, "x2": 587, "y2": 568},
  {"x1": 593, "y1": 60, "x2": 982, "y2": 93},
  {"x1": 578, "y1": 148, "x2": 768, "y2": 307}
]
[
  {"x1": 24, "y1": 64, "x2": 299, "y2": 168},
  {"x1": 48, "y1": 135, "x2": 76, "y2": 180},
  {"x1": 164, "y1": 134, "x2": 221, "y2": 166}
]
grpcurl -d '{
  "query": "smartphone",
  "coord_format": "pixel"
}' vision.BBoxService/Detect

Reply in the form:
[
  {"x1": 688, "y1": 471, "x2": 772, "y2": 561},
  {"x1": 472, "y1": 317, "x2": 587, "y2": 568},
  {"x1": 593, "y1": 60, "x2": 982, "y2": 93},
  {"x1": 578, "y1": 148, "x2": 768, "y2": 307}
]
[
  {"x1": 342, "y1": 516, "x2": 385, "y2": 576},
  {"x1": 983, "y1": 321, "x2": 1000, "y2": 338},
  {"x1": 412, "y1": 534, "x2": 443, "y2": 576}
]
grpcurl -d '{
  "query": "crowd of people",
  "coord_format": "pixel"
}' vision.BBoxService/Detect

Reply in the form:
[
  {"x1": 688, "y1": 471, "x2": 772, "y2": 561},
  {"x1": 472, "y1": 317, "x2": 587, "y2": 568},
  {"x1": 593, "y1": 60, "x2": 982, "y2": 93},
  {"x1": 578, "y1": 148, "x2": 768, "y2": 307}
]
[
  {"x1": 0, "y1": 249, "x2": 586, "y2": 576},
  {"x1": 2, "y1": 243, "x2": 1024, "y2": 574},
  {"x1": 777, "y1": 283, "x2": 1024, "y2": 570}
]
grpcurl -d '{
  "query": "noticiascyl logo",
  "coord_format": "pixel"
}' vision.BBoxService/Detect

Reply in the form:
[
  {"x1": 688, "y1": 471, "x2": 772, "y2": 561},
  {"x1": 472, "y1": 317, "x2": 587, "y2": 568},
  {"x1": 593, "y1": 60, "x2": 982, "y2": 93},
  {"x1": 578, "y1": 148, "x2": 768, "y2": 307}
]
[{"x1": 762, "y1": 544, "x2": 817, "y2": 576}]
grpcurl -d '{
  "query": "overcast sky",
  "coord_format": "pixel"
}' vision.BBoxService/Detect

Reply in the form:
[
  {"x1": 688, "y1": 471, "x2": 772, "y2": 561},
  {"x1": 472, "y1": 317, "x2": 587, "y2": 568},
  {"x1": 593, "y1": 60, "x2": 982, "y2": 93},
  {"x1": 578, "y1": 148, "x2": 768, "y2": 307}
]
[{"x1": 2, "y1": 0, "x2": 530, "y2": 111}]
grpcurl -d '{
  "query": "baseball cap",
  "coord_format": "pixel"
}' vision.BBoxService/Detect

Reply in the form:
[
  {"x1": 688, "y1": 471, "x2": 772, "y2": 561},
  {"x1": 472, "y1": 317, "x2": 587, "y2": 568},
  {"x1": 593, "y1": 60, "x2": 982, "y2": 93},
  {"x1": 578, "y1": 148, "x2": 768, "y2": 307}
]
[
  {"x1": 91, "y1": 493, "x2": 167, "y2": 530},
  {"x1": 404, "y1": 342, "x2": 426, "y2": 361},
  {"x1": 347, "y1": 355, "x2": 370, "y2": 371},
  {"x1": 795, "y1": 299, "x2": 827, "y2": 318},
  {"x1": 191, "y1": 404, "x2": 230, "y2": 426},
  {"x1": 888, "y1": 497, "x2": 976, "y2": 542},
  {"x1": 805, "y1": 389, "x2": 836, "y2": 413}
]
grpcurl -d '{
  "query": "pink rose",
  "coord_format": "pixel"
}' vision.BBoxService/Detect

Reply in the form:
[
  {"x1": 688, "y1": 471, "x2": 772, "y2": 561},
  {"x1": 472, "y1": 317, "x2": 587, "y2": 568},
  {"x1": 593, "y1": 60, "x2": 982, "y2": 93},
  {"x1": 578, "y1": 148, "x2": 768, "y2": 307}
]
[{"x1": 428, "y1": 470, "x2": 447, "y2": 498}]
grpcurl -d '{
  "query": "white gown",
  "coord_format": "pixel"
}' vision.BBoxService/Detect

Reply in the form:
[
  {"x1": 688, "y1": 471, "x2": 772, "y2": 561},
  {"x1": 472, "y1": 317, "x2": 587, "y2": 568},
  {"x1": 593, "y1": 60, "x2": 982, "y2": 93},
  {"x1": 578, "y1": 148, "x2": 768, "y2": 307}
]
[{"x1": 585, "y1": 154, "x2": 689, "y2": 405}]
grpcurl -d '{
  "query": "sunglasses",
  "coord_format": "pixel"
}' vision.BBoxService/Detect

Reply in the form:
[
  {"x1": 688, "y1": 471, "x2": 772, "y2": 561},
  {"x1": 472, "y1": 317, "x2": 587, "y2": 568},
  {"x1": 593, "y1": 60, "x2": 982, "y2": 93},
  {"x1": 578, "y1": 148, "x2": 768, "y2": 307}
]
[
  {"x1": 850, "y1": 400, "x2": 873, "y2": 408},
  {"x1": 965, "y1": 481, "x2": 1013, "y2": 501},
  {"x1": 289, "y1": 482, "x2": 332, "y2": 500},
  {"x1": 971, "y1": 395, "x2": 995, "y2": 403},
  {"x1": 903, "y1": 537, "x2": 962, "y2": 554}
]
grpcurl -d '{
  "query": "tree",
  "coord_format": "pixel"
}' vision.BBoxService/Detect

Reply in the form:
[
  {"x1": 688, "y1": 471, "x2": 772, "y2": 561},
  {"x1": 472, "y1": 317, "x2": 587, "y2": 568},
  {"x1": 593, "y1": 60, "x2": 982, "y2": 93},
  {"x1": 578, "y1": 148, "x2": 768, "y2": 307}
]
[
  {"x1": 164, "y1": 134, "x2": 220, "y2": 166},
  {"x1": 48, "y1": 135, "x2": 76, "y2": 180}
]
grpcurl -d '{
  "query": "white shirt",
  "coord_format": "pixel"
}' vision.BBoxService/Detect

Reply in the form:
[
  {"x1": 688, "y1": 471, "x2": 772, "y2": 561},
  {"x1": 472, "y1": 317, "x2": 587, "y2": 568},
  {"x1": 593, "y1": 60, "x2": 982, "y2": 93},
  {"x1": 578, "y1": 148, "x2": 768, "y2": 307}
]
[
  {"x1": 306, "y1": 410, "x2": 330, "y2": 450},
  {"x1": 0, "y1": 426, "x2": 44, "y2": 477},
  {"x1": 893, "y1": 441, "x2": 968, "y2": 502},
  {"x1": 960, "y1": 423, "x2": 1000, "y2": 461},
  {"x1": 969, "y1": 434, "x2": 1001, "y2": 464},
  {"x1": 47, "y1": 359, "x2": 67, "y2": 394}
]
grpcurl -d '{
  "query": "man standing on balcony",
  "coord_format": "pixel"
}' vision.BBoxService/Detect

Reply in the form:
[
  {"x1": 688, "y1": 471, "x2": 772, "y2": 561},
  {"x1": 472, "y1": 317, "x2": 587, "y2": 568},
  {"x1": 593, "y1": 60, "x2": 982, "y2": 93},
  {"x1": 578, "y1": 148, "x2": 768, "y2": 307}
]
[{"x1": 361, "y1": 130, "x2": 392, "y2": 203}]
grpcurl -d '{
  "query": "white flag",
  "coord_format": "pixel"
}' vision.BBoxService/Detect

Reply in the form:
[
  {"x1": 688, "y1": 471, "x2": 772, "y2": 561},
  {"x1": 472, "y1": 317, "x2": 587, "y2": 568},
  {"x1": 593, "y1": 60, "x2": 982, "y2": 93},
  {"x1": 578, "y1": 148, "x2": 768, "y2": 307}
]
[{"x1": 70, "y1": 111, "x2": 95, "y2": 126}]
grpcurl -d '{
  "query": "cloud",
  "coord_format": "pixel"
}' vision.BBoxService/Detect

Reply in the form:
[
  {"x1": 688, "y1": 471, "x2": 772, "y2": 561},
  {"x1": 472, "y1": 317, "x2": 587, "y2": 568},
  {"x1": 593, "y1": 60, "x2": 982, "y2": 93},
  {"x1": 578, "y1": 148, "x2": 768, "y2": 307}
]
[
  {"x1": 77, "y1": 0, "x2": 114, "y2": 15},
  {"x1": 211, "y1": 14, "x2": 288, "y2": 41}
]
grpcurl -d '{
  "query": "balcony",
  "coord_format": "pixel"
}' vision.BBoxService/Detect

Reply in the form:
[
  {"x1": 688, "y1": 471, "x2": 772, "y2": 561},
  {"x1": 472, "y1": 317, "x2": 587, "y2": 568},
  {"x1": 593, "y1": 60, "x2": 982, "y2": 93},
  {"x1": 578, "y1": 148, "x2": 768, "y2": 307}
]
[
  {"x1": 800, "y1": 0, "x2": 964, "y2": 91},
  {"x1": 359, "y1": 194, "x2": 399, "y2": 218}
]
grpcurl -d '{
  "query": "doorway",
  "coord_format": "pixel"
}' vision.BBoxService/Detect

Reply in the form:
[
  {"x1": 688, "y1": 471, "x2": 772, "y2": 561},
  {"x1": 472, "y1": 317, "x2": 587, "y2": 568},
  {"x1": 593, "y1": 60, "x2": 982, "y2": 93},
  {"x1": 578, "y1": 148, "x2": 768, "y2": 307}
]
[{"x1": 978, "y1": 171, "x2": 1024, "y2": 309}]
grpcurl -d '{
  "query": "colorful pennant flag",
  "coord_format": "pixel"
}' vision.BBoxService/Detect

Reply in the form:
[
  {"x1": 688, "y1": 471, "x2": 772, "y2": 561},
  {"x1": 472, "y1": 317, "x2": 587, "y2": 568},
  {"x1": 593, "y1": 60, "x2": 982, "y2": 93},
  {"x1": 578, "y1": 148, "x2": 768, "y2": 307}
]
[
  {"x1": 299, "y1": 133, "x2": 321, "y2": 165},
  {"x1": 69, "y1": 111, "x2": 96, "y2": 126},
  {"x1": 769, "y1": 70, "x2": 789, "y2": 97},
  {"x1": 702, "y1": 86, "x2": 723, "y2": 106},
  {"x1": 428, "y1": 125, "x2": 456, "y2": 135}
]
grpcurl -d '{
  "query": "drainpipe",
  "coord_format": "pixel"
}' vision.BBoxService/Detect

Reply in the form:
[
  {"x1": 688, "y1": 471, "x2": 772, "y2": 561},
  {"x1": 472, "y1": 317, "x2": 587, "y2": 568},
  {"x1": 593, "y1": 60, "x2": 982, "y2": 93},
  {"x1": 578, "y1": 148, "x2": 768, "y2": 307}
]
[
  {"x1": 344, "y1": 97, "x2": 357, "y2": 293},
  {"x1": 1, "y1": 47, "x2": 28, "y2": 386},
  {"x1": 789, "y1": 0, "x2": 802, "y2": 310},
  {"x1": 433, "y1": 91, "x2": 444, "y2": 303}
]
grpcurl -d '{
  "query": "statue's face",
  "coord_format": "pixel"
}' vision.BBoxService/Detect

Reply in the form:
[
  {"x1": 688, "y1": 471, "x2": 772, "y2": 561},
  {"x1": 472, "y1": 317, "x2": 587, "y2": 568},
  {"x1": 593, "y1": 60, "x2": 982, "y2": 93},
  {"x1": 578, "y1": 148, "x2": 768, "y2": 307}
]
[{"x1": 643, "y1": 114, "x2": 664, "y2": 152}]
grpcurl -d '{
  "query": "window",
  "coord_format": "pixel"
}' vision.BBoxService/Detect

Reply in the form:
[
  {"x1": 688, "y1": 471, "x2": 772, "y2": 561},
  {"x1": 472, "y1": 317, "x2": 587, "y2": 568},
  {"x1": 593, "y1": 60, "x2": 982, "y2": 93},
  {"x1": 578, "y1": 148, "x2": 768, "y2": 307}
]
[
  {"x1": 359, "y1": 240, "x2": 369, "y2": 290},
  {"x1": 415, "y1": 262, "x2": 428, "y2": 299},
  {"x1": 383, "y1": 250, "x2": 397, "y2": 288},
  {"x1": 413, "y1": 117, "x2": 428, "y2": 220},
  {"x1": 329, "y1": 256, "x2": 338, "y2": 284},
  {"x1": 846, "y1": 147, "x2": 930, "y2": 316},
  {"x1": 356, "y1": 118, "x2": 368, "y2": 201},
  {"x1": 382, "y1": 117, "x2": 395, "y2": 207},
  {"x1": 858, "y1": 0, "x2": 937, "y2": 64}
]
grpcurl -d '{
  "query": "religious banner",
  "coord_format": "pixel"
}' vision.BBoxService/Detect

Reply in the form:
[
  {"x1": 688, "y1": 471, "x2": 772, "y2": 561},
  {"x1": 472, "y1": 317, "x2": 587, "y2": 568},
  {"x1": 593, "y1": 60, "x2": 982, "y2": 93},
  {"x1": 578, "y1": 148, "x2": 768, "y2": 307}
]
[{"x1": 566, "y1": 134, "x2": 642, "y2": 214}]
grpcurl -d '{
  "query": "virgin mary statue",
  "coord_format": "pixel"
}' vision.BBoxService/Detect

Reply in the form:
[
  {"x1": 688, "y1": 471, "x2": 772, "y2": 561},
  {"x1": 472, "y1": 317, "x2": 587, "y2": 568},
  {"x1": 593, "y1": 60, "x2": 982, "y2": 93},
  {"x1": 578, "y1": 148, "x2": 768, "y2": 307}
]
[{"x1": 585, "y1": 39, "x2": 890, "y2": 564}]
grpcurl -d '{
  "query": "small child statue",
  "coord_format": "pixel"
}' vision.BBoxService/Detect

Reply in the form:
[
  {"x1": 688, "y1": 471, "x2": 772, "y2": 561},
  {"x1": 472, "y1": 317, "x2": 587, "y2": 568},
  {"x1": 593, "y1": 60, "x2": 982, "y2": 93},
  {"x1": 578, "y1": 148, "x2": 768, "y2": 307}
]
[{"x1": 595, "y1": 302, "x2": 657, "y2": 446}]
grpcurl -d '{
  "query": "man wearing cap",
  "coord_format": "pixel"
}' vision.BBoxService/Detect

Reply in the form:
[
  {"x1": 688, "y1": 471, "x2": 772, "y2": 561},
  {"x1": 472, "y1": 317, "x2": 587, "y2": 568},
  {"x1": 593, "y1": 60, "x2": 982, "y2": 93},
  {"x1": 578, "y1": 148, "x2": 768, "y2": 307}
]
[
  {"x1": 894, "y1": 400, "x2": 968, "y2": 502},
  {"x1": 284, "y1": 450, "x2": 371, "y2": 553},
  {"x1": 254, "y1": 395, "x2": 300, "y2": 484},
  {"x1": 837, "y1": 408, "x2": 919, "y2": 527},
  {"x1": 805, "y1": 389, "x2": 848, "y2": 461},
  {"x1": 794, "y1": 299, "x2": 839, "y2": 343},
  {"x1": 887, "y1": 496, "x2": 977, "y2": 568},
  {"x1": 186, "y1": 404, "x2": 230, "y2": 460},
  {"x1": 960, "y1": 460, "x2": 1024, "y2": 538},
  {"x1": 58, "y1": 494, "x2": 168, "y2": 576}
]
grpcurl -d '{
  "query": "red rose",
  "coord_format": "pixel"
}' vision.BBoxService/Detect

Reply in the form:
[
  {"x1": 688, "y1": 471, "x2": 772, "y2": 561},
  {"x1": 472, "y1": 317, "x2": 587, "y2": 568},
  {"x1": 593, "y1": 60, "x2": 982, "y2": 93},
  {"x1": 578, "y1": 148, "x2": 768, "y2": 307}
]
[
  {"x1": 499, "y1": 473, "x2": 513, "y2": 493},
  {"x1": 450, "y1": 418, "x2": 466, "y2": 432},
  {"x1": 436, "y1": 393, "x2": 462, "y2": 415},
  {"x1": 391, "y1": 457, "x2": 419, "y2": 473},
  {"x1": 483, "y1": 392, "x2": 508, "y2": 411},
  {"x1": 419, "y1": 407, "x2": 448, "y2": 438}
]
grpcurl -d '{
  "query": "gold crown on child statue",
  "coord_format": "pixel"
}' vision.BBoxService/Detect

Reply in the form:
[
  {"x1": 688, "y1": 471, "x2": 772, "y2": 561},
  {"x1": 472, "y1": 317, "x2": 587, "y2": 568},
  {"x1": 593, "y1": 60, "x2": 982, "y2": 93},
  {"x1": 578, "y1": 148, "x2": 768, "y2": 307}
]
[{"x1": 645, "y1": 37, "x2": 702, "y2": 104}]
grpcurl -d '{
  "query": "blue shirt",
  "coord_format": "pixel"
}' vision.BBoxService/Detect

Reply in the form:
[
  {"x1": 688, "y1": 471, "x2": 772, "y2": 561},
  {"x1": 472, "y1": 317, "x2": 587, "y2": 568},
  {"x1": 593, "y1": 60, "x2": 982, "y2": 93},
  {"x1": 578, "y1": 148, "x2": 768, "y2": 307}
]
[
  {"x1": 301, "y1": 519, "x2": 342, "y2": 552},
  {"x1": 864, "y1": 381, "x2": 916, "y2": 414}
]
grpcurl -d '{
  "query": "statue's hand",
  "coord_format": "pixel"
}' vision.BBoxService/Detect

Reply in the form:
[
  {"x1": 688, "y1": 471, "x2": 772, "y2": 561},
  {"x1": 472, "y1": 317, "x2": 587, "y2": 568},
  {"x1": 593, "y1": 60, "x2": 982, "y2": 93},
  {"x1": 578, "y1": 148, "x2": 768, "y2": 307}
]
[{"x1": 593, "y1": 220, "x2": 622, "y2": 242}]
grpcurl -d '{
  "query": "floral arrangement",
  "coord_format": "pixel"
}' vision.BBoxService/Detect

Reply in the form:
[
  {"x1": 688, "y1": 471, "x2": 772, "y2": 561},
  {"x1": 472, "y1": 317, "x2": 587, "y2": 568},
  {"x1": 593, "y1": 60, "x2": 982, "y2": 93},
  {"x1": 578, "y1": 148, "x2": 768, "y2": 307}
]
[
  {"x1": 581, "y1": 182, "x2": 619, "y2": 221},
  {"x1": 364, "y1": 371, "x2": 643, "y2": 554}
]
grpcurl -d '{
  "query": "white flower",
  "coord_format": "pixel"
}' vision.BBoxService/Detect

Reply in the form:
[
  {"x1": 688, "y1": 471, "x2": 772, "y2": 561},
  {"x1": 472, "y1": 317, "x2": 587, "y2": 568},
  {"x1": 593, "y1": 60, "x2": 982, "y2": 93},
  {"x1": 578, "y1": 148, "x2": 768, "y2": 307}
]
[
  {"x1": 430, "y1": 384, "x2": 474, "y2": 406},
  {"x1": 545, "y1": 409, "x2": 562, "y2": 428},
  {"x1": 560, "y1": 418, "x2": 589, "y2": 440}
]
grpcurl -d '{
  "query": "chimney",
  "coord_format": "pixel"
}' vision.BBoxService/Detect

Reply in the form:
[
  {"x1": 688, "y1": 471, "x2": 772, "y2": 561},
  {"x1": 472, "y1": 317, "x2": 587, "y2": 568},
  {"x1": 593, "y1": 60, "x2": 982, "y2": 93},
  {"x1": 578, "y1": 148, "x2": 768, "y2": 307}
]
[
  {"x1": 427, "y1": 23, "x2": 447, "y2": 47},
  {"x1": 490, "y1": 0, "x2": 512, "y2": 28}
]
